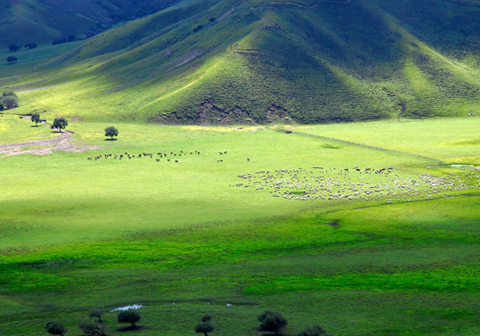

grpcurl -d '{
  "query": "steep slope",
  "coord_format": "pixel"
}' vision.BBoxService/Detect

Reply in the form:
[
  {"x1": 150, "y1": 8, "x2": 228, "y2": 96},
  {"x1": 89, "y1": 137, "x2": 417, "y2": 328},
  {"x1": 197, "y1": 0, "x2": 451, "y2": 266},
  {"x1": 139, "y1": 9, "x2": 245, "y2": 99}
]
[{"x1": 2, "y1": 0, "x2": 480, "y2": 124}]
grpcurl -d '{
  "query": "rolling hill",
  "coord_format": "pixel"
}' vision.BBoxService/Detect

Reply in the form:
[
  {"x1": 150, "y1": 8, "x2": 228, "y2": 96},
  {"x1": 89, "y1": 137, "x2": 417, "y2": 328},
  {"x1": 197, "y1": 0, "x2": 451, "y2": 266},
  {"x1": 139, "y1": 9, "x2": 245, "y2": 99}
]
[
  {"x1": 1, "y1": 0, "x2": 480, "y2": 124},
  {"x1": 0, "y1": 0, "x2": 182, "y2": 47}
]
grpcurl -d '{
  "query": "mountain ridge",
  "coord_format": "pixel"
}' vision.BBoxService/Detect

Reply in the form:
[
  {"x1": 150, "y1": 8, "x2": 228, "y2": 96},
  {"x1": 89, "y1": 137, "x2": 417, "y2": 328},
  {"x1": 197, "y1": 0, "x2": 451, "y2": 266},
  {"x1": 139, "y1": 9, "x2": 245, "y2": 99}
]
[{"x1": 1, "y1": 0, "x2": 480, "y2": 124}]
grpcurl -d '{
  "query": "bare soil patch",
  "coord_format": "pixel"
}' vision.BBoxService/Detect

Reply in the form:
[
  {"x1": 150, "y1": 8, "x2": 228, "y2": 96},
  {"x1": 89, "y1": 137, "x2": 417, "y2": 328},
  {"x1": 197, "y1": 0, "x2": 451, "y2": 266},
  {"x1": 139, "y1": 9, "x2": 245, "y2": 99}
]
[{"x1": 0, "y1": 119, "x2": 100, "y2": 157}]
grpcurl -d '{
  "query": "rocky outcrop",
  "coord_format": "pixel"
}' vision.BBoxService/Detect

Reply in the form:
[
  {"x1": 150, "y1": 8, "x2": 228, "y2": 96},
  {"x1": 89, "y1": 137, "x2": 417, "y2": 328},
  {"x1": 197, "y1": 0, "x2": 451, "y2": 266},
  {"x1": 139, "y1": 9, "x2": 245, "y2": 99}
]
[{"x1": 149, "y1": 100, "x2": 294, "y2": 125}]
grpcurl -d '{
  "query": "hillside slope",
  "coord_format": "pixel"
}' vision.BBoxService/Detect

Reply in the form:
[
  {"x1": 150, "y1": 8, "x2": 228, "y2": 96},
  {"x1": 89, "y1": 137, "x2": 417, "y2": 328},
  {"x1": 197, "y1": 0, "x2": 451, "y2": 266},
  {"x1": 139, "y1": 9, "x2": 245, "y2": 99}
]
[
  {"x1": 1, "y1": 0, "x2": 480, "y2": 124},
  {"x1": 0, "y1": 0, "x2": 182, "y2": 47}
]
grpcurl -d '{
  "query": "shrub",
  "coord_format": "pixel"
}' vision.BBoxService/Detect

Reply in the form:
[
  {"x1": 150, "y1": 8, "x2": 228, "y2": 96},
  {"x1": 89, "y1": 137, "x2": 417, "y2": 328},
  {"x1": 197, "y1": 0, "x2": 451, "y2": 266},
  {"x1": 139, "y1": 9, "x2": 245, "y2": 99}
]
[
  {"x1": 24, "y1": 43, "x2": 38, "y2": 49},
  {"x1": 79, "y1": 320, "x2": 106, "y2": 335},
  {"x1": 193, "y1": 25, "x2": 204, "y2": 32},
  {"x1": 46, "y1": 320, "x2": 66, "y2": 336},
  {"x1": 195, "y1": 314, "x2": 215, "y2": 336},
  {"x1": 7, "y1": 56, "x2": 17, "y2": 63},
  {"x1": 8, "y1": 43, "x2": 21, "y2": 52},
  {"x1": 297, "y1": 325, "x2": 332, "y2": 336},
  {"x1": 2, "y1": 95, "x2": 19, "y2": 109},
  {"x1": 258, "y1": 310, "x2": 287, "y2": 336},
  {"x1": 117, "y1": 309, "x2": 141, "y2": 328},
  {"x1": 89, "y1": 308, "x2": 105, "y2": 322}
]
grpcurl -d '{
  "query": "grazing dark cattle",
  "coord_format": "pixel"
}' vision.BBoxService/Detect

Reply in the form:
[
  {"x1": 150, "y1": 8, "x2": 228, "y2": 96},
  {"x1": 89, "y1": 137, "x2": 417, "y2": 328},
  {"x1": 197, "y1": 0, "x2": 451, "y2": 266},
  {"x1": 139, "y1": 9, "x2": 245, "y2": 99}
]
[
  {"x1": 156, "y1": 159, "x2": 160, "y2": 162},
  {"x1": 219, "y1": 152, "x2": 223, "y2": 155},
  {"x1": 88, "y1": 157, "x2": 92, "y2": 160},
  {"x1": 175, "y1": 160, "x2": 178, "y2": 163},
  {"x1": 190, "y1": 152, "x2": 193, "y2": 155},
  {"x1": 224, "y1": 151, "x2": 227, "y2": 154},
  {"x1": 247, "y1": 158, "x2": 250, "y2": 161},
  {"x1": 167, "y1": 159, "x2": 171, "y2": 162}
]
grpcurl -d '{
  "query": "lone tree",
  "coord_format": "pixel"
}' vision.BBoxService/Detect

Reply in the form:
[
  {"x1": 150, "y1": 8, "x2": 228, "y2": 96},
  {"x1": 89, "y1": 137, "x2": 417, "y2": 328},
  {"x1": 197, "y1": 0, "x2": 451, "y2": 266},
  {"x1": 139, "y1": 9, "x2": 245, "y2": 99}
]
[
  {"x1": 104, "y1": 126, "x2": 118, "y2": 140},
  {"x1": 7, "y1": 56, "x2": 17, "y2": 63},
  {"x1": 117, "y1": 309, "x2": 141, "y2": 328},
  {"x1": 1, "y1": 89, "x2": 19, "y2": 109},
  {"x1": 31, "y1": 112, "x2": 41, "y2": 126},
  {"x1": 89, "y1": 308, "x2": 105, "y2": 322},
  {"x1": 79, "y1": 320, "x2": 106, "y2": 336},
  {"x1": 195, "y1": 314, "x2": 216, "y2": 336},
  {"x1": 297, "y1": 325, "x2": 333, "y2": 336},
  {"x1": 53, "y1": 117, "x2": 68, "y2": 132},
  {"x1": 46, "y1": 320, "x2": 66, "y2": 336},
  {"x1": 258, "y1": 310, "x2": 287, "y2": 336}
]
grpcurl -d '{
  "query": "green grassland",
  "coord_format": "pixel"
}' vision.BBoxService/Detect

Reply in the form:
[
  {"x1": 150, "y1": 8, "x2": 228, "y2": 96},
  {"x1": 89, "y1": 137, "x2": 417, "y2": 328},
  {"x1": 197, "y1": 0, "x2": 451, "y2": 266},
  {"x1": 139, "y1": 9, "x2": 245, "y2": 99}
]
[
  {"x1": 0, "y1": 115, "x2": 479, "y2": 335},
  {"x1": 1, "y1": 0, "x2": 480, "y2": 125},
  {"x1": 0, "y1": 114, "x2": 59, "y2": 144}
]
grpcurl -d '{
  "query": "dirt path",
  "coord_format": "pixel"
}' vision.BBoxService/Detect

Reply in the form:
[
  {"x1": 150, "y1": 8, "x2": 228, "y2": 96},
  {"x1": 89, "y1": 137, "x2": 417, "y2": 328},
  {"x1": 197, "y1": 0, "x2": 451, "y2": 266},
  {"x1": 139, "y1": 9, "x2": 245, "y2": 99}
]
[{"x1": 0, "y1": 117, "x2": 100, "y2": 157}]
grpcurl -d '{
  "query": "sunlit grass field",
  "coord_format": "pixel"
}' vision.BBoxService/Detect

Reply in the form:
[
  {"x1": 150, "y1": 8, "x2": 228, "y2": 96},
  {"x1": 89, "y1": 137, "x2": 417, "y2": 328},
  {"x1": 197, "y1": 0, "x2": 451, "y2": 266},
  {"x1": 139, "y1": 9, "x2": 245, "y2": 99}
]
[{"x1": 0, "y1": 115, "x2": 479, "y2": 335}]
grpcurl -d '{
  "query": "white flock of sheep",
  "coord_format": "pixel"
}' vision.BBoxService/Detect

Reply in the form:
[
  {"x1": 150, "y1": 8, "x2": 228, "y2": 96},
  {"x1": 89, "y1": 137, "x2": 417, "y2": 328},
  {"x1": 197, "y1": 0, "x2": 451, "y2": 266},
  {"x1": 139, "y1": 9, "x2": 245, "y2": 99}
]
[{"x1": 234, "y1": 166, "x2": 480, "y2": 203}]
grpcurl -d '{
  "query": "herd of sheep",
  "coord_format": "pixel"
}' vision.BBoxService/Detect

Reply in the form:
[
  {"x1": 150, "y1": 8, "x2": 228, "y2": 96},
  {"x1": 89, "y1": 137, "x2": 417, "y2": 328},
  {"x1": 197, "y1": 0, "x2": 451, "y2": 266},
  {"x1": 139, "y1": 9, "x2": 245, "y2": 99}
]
[
  {"x1": 234, "y1": 166, "x2": 480, "y2": 203},
  {"x1": 85, "y1": 150, "x2": 480, "y2": 204}
]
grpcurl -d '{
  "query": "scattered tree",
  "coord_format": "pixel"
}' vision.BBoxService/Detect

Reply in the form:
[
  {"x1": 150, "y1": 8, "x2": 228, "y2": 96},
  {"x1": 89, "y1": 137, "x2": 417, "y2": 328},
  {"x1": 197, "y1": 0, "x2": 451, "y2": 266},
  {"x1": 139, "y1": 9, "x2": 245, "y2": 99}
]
[
  {"x1": 104, "y1": 126, "x2": 118, "y2": 140},
  {"x1": 89, "y1": 308, "x2": 105, "y2": 322},
  {"x1": 46, "y1": 320, "x2": 66, "y2": 336},
  {"x1": 195, "y1": 314, "x2": 216, "y2": 336},
  {"x1": 117, "y1": 309, "x2": 141, "y2": 328},
  {"x1": 53, "y1": 117, "x2": 68, "y2": 132},
  {"x1": 258, "y1": 310, "x2": 287, "y2": 336},
  {"x1": 297, "y1": 325, "x2": 333, "y2": 336},
  {"x1": 0, "y1": 102, "x2": 4, "y2": 111},
  {"x1": 31, "y1": 112, "x2": 41, "y2": 126},
  {"x1": 24, "y1": 42, "x2": 38, "y2": 50},
  {"x1": 8, "y1": 43, "x2": 21, "y2": 52},
  {"x1": 7, "y1": 56, "x2": 17, "y2": 63},
  {"x1": 79, "y1": 320, "x2": 106, "y2": 336},
  {"x1": 209, "y1": 17, "x2": 216, "y2": 23}
]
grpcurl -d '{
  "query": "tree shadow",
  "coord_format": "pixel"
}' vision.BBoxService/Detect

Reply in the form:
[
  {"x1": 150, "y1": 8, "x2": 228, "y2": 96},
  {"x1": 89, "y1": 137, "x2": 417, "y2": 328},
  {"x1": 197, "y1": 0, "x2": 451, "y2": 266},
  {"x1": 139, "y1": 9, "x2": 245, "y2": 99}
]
[
  {"x1": 30, "y1": 125, "x2": 40, "y2": 127},
  {"x1": 105, "y1": 138, "x2": 118, "y2": 141},
  {"x1": 117, "y1": 326, "x2": 145, "y2": 332}
]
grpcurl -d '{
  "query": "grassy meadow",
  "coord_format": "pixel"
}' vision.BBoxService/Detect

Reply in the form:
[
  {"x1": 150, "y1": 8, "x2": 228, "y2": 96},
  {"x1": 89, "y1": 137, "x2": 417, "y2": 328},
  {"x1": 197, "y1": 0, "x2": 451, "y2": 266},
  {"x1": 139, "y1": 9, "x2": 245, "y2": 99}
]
[{"x1": 0, "y1": 114, "x2": 479, "y2": 335}]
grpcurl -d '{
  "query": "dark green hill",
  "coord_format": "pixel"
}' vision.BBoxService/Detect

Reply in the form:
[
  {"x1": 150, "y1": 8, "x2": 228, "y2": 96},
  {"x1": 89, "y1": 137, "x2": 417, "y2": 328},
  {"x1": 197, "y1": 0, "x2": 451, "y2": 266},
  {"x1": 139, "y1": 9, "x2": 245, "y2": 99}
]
[
  {"x1": 2, "y1": 0, "x2": 480, "y2": 124},
  {"x1": 0, "y1": 0, "x2": 181, "y2": 47}
]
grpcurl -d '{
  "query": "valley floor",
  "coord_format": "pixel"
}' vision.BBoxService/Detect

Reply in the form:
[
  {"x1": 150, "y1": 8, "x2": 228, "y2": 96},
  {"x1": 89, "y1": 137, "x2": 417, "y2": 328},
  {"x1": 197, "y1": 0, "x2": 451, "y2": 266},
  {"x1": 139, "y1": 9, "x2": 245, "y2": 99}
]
[{"x1": 0, "y1": 115, "x2": 479, "y2": 335}]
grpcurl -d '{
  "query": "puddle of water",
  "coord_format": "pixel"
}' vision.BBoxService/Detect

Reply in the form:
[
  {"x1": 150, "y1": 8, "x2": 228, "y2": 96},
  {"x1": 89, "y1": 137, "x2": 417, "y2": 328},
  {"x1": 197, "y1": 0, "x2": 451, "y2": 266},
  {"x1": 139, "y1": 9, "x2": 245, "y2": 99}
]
[{"x1": 110, "y1": 304, "x2": 143, "y2": 312}]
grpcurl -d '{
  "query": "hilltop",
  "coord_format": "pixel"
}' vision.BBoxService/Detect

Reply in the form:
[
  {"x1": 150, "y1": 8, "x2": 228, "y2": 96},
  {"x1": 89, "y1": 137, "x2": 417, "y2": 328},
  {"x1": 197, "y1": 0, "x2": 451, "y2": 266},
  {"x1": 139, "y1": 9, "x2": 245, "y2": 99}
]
[{"x1": 1, "y1": 0, "x2": 480, "y2": 124}]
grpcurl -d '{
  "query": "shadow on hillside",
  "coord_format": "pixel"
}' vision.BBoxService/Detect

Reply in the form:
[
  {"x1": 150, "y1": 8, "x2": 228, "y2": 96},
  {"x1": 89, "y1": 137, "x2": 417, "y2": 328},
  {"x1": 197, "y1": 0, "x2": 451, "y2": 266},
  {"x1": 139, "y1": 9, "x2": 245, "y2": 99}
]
[
  {"x1": 105, "y1": 138, "x2": 118, "y2": 141},
  {"x1": 117, "y1": 326, "x2": 145, "y2": 332}
]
